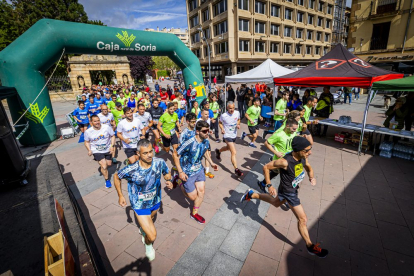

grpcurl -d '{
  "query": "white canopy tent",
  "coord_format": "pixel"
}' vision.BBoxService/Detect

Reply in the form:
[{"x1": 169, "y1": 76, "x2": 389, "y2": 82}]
[{"x1": 224, "y1": 59, "x2": 294, "y2": 109}]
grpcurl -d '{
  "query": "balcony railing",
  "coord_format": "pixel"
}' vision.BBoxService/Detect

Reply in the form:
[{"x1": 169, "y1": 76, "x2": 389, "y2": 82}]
[
  {"x1": 371, "y1": 0, "x2": 398, "y2": 16},
  {"x1": 370, "y1": 38, "x2": 388, "y2": 50}
]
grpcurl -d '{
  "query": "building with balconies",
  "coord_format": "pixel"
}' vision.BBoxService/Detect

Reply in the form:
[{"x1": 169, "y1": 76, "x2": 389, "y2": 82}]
[
  {"x1": 348, "y1": 0, "x2": 414, "y2": 74},
  {"x1": 145, "y1": 27, "x2": 190, "y2": 47},
  {"x1": 331, "y1": 0, "x2": 349, "y2": 46},
  {"x1": 187, "y1": 0, "x2": 335, "y2": 80}
]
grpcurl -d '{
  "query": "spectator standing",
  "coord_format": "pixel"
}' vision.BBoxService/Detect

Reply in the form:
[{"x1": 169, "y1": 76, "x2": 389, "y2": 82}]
[
  {"x1": 287, "y1": 94, "x2": 303, "y2": 111},
  {"x1": 213, "y1": 76, "x2": 217, "y2": 85},
  {"x1": 343, "y1": 87, "x2": 352, "y2": 105},
  {"x1": 353, "y1": 87, "x2": 360, "y2": 100},
  {"x1": 236, "y1": 85, "x2": 247, "y2": 118},
  {"x1": 226, "y1": 84, "x2": 235, "y2": 103},
  {"x1": 302, "y1": 89, "x2": 310, "y2": 105},
  {"x1": 315, "y1": 86, "x2": 334, "y2": 137}
]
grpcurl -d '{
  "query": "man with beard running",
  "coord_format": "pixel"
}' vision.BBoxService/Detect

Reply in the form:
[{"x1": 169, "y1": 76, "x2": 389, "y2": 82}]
[
  {"x1": 115, "y1": 139, "x2": 173, "y2": 261},
  {"x1": 84, "y1": 115, "x2": 116, "y2": 188},
  {"x1": 148, "y1": 98, "x2": 164, "y2": 153},
  {"x1": 215, "y1": 101, "x2": 244, "y2": 177},
  {"x1": 117, "y1": 107, "x2": 146, "y2": 164},
  {"x1": 241, "y1": 136, "x2": 328, "y2": 258},
  {"x1": 98, "y1": 104, "x2": 118, "y2": 163},
  {"x1": 134, "y1": 104, "x2": 153, "y2": 140},
  {"x1": 173, "y1": 121, "x2": 219, "y2": 224}
]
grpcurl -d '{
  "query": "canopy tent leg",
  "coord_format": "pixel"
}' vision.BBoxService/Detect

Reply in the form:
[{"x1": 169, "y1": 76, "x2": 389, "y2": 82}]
[{"x1": 358, "y1": 87, "x2": 374, "y2": 155}]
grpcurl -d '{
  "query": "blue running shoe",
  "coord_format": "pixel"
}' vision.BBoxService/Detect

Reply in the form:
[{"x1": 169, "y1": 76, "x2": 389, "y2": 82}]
[
  {"x1": 249, "y1": 143, "x2": 257, "y2": 148},
  {"x1": 105, "y1": 180, "x2": 112, "y2": 189},
  {"x1": 241, "y1": 132, "x2": 247, "y2": 141},
  {"x1": 257, "y1": 180, "x2": 267, "y2": 193},
  {"x1": 240, "y1": 189, "x2": 254, "y2": 202}
]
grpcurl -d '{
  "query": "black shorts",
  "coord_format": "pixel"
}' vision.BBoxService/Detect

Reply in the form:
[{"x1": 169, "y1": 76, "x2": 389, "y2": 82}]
[
  {"x1": 248, "y1": 125, "x2": 259, "y2": 134},
  {"x1": 278, "y1": 189, "x2": 301, "y2": 207},
  {"x1": 224, "y1": 137, "x2": 236, "y2": 143},
  {"x1": 151, "y1": 124, "x2": 158, "y2": 130},
  {"x1": 78, "y1": 123, "x2": 88, "y2": 128},
  {"x1": 93, "y1": 152, "x2": 111, "y2": 162},
  {"x1": 161, "y1": 133, "x2": 179, "y2": 147},
  {"x1": 300, "y1": 129, "x2": 311, "y2": 135},
  {"x1": 144, "y1": 132, "x2": 150, "y2": 139},
  {"x1": 124, "y1": 148, "x2": 137, "y2": 158}
]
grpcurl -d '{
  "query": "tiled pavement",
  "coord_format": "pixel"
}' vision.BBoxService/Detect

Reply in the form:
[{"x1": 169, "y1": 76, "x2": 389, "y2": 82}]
[{"x1": 19, "y1": 95, "x2": 414, "y2": 275}]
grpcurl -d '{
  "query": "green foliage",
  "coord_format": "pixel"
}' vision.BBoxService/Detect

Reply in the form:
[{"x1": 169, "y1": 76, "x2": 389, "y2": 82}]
[
  {"x1": 152, "y1": 56, "x2": 179, "y2": 71},
  {"x1": 157, "y1": 70, "x2": 169, "y2": 78}
]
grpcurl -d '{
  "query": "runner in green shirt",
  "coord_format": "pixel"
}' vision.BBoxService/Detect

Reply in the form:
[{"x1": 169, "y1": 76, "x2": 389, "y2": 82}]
[
  {"x1": 209, "y1": 94, "x2": 221, "y2": 143},
  {"x1": 263, "y1": 92, "x2": 289, "y2": 139},
  {"x1": 112, "y1": 102, "x2": 125, "y2": 126},
  {"x1": 107, "y1": 94, "x2": 118, "y2": 112},
  {"x1": 157, "y1": 102, "x2": 181, "y2": 154},
  {"x1": 241, "y1": 98, "x2": 262, "y2": 148},
  {"x1": 117, "y1": 92, "x2": 127, "y2": 107}
]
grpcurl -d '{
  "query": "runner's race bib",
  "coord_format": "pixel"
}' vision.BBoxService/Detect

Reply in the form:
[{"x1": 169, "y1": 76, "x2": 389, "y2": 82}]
[
  {"x1": 129, "y1": 137, "x2": 138, "y2": 144},
  {"x1": 292, "y1": 171, "x2": 305, "y2": 188},
  {"x1": 138, "y1": 189, "x2": 156, "y2": 201},
  {"x1": 228, "y1": 124, "x2": 236, "y2": 133},
  {"x1": 80, "y1": 115, "x2": 86, "y2": 119},
  {"x1": 153, "y1": 119, "x2": 159, "y2": 124},
  {"x1": 95, "y1": 144, "x2": 108, "y2": 151},
  {"x1": 190, "y1": 163, "x2": 202, "y2": 172},
  {"x1": 170, "y1": 128, "x2": 176, "y2": 135}
]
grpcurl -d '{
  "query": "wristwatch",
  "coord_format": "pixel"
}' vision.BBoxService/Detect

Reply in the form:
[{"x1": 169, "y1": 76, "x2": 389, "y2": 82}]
[{"x1": 266, "y1": 184, "x2": 272, "y2": 188}]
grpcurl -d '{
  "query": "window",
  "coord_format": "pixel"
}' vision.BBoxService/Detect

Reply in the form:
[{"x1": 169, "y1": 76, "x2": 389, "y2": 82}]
[
  {"x1": 255, "y1": 1, "x2": 266, "y2": 14},
  {"x1": 297, "y1": 12, "x2": 304, "y2": 22},
  {"x1": 295, "y1": 44, "x2": 302, "y2": 54},
  {"x1": 285, "y1": 9, "x2": 293, "y2": 20},
  {"x1": 238, "y1": 0, "x2": 249, "y2": 11},
  {"x1": 309, "y1": 0, "x2": 315, "y2": 9},
  {"x1": 306, "y1": 45, "x2": 312, "y2": 54},
  {"x1": 316, "y1": 32, "x2": 322, "y2": 41},
  {"x1": 249, "y1": 65, "x2": 257, "y2": 70},
  {"x1": 307, "y1": 30, "x2": 313, "y2": 40},
  {"x1": 255, "y1": 41, "x2": 265, "y2": 52},
  {"x1": 284, "y1": 26, "x2": 292, "y2": 37},
  {"x1": 327, "y1": 5, "x2": 332, "y2": 14},
  {"x1": 239, "y1": 19, "x2": 249, "y2": 31},
  {"x1": 192, "y1": 33, "x2": 200, "y2": 43},
  {"x1": 325, "y1": 33, "x2": 330, "y2": 42},
  {"x1": 204, "y1": 47, "x2": 209, "y2": 57},
  {"x1": 324, "y1": 47, "x2": 329, "y2": 55},
  {"x1": 205, "y1": 28, "x2": 211, "y2": 39},
  {"x1": 271, "y1": 24, "x2": 279, "y2": 35},
  {"x1": 318, "y1": 1, "x2": 324, "y2": 12},
  {"x1": 298, "y1": 0, "x2": 304, "y2": 5},
  {"x1": 214, "y1": 21, "x2": 228, "y2": 35},
  {"x1": 202, "y1": 9, "x2": 210, "y2": 22},
  {"x1": 308, "y1": 15, "x2": 314, "y2": 24},
  {"x1": 286, "y1": 0, "x2": 293, "y2": 2},
  {"x1": 317, "y1": 17, "x2": 323, "y2": 27},
  {"x1": 237, "y1": 67, "x2": 245, "y2": 74},
  {"x1": 270, "y1": 43, "x2": 279, "y2": 53},
  {"x1": 189, "y1": 0, "x2": 197, "y2": 12},
  {"x1": 239, "y1": 40, "x2": 250, "y2": 51},
  {"x1": 255, "y1": 21, "x2": 266, "y2": 33},
  {"x1": 326, "y1": 20, "x2": 331, "y2": 28},
  {"x1": 315, "y1": 46, "x2": 321, "y2": 55},
  {"x1": 284, "y1": 43, "x2": 292, "y2": 54},
  {"x1": 296, "y1": 28, "x2": 303, "y2": 38},
  {"x1": 216, "y1": 41, "x2": 228, "y2": 53},
  {"x1": 271, "y1": 5, "x2": 280, "y2": 17},
  {"x1": 370, "y1": 22, "x2": 391, "y2": 50},
  {"x1": 190, "y1": 15, "x2": 199, "y2": 28},
  {"x1": 192, "y1": 48, "x2": 200, "y2": 58},
  {"x1": 214, "y1": 0, "x2": 227, "y2": 16}
]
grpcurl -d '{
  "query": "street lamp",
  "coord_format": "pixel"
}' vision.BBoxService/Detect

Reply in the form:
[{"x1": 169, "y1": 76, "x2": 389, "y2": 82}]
[{"x1": 197, "y1": 27, "x2": 211, "y2": 91}]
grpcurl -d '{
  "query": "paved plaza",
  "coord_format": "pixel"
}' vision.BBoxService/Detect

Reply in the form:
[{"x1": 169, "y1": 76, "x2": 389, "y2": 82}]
[{"x1": 15, "y1": 87, "x2": 414, "y2": 275}]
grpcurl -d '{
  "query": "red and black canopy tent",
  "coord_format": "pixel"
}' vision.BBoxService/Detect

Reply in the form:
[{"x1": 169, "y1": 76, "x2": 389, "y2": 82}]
[{"x1": 273, "y1": 44, "x2": 404, "y2": 154}]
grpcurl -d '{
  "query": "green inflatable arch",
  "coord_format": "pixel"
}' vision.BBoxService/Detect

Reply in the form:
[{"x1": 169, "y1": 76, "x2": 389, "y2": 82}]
[{"x1": 0, "y1": 19, "x2": 206, "y2": 146}]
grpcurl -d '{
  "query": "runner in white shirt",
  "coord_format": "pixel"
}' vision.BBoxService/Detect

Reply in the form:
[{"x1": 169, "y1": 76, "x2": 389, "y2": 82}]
[
  {"x1": 215, "y1": 101, "x2": 244, "y2": 177},
  {"x1": 196, "y1": 109, "x2": 214, "y2": 179},
  {"x1": 133, "y1": 104, "x2": 153, "y2": 140},
  {"x1": 117, "y1": 107, "x2": 145, "y2": 165},
  {"x1": 98, "y1": 104, "x2": 118, "y2": 164},
  {"x1": 84, "y1": 115, "x2": 116, "y2": 188}
]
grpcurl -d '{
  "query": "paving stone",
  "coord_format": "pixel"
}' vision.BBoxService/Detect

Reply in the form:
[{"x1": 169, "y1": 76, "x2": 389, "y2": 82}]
[
  {"x1": 80, "y1": 188, "x2": 108, "y2": 206},
  {"x1": 317, "y1": 221, "x2": 350, "y2": 260},
  {"x1": 314, "y1": 254, "x2": 351, "y2": 276},
  {"x1": 90, "y1": 190, "x2": 121, "y2": 210},
  {"x1": 237, "y1": 199, "x2": 270, "y2": 230},
  {"x1": 366, "y1": 185, "x2": 396, "y2": 203},
  {"x1": 96, "y1": 223, "x2": 118, "y2": 244},
  {"x1": 391, "y1": 187, "x2": 414, "y2": 202},
  {"x1": 283, "y1": 220, "x2": 317, "y2": 261},
  {"x1": 397, "y1": 197, "x2": 414, "y2": 235},
  {"x1": 350, "y1": 250, "x2": 390, "y2": 276},
  {"x1": 346, "y1": 199, "x2": 377, "y2": 227},
  {"x1": 276, "y1": 250, "x2": 314, "y2": 276},
  {"x1": 156, "y1": 204, "x2": 188, "y2": 231},
  {"x1": 102, "y1": 224, "x2": 140, "y2": 262},
  {"x1": 344, "y1": 184, "x2": 370, "y2": 204},
  {"x1": 348, "y1": 221, "x2": 385, "y2": 260},
  {"x1": 265, "y1": 203, "x2": 293, "y2": 229},
  {"x1": 90, "y1": 203, "x2": 129, "y2": 231},
  {"x1": 384, "y1": 249, "x2": 414, "y2": 276},
  {"x1": 210, "y1": 200, "x2": 244, "y2": 231},
  {"x1": 377, "y1": 220, "x2": 414, "y2": 258},
  {"x1": 251, "y1": 222, "x2": 289, "y2": 261},
  {"x1": 371, "y1": 198, "x2": 406, "y2": 226},
  {"x1": 319, "y1": 200, "x2": 348, "y2": 228},
  {"x1": 203, "y1": 251, "x2": 244, "y2": 276},
  {"x1": 219, "y1": 221, "x2": 258, "y2": 262},
  {"x1": 321, "y1": 185, "x2": 345, "y2": 204},
  {"x1": 239, "y1": 250, "x2": 278, "y2": 276}
]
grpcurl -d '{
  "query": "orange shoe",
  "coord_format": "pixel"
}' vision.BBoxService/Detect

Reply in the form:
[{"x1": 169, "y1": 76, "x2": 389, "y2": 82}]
[{"x1": 205, "y1": 172, "x2": 214, "y2": 179}]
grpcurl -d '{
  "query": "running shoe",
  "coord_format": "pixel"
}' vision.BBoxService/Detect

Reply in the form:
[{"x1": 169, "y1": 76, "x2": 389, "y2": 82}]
[
  {"x1": 249, "y1": 143, "x2": 257, "y2": 148},
  {"x1": 284, "y1": 202, "x2": 290, "y2": 210},
  {"x1": 240, "y1": 189, "x2": 254, "y2": 202},
  {"x1": 205, "y1": 172, "x2": 215, "y2": 178},
  {"x1": 262, "y1": 131, "x2": 268, "y2": 140},
  {"x1": 190, "y1": 213, "x2": 206, "y2": 224},
  {"x1": 145, "y1": 243, "x2": 156, "y2": 261},
  {"x1": 307, "y1": 243, "x2": 328, "y2": 258},
  {"x1": 112, "y1": 158, "x2": 118, "y2": 164},
  {"x1": 140, "y1": 226, "x2": 146, "y2": 244},
  {"x1": 105, "y1": 180, "x2": 112, "y2": 189},
  {"x1": 154, "y1": 144, "x2": 160, "y2": 154},
  {"x1": 216, "y1": 139, "x2": 221, "y2": 143},
  {"x1": 241, "y1": 132, "x2": 247, "y2": 141},
  {"x1": 257, "y1": 180, "x2": 267, "y2": 193},
  {"x1": 215, "y1": 148, "x2": 221, "y2": 161},
  {"x1": 235, "y1": 168, "x2": 244, "y2": 177}
]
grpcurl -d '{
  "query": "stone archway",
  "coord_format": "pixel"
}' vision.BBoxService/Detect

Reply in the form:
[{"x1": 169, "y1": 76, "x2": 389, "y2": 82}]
[{"x1": 68, "y1": 55, "x2": 132, "y2": 92}]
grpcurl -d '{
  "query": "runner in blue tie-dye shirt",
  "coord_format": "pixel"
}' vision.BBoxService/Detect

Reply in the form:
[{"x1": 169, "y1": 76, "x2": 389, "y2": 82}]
[{"x1": 114, "y1": 139, "x2": 173, "y2": 262}]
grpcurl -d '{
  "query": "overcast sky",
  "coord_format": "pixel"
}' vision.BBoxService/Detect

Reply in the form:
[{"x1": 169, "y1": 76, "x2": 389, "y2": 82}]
[{"x1": 81, "y1": 0, "x2": 352, "y2": 31}]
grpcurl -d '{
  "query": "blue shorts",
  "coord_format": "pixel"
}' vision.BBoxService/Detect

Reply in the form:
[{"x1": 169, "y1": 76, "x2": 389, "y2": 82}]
[
  {"x1": 183, "y1": 169, "x2": 205, "y2": 193},
  {"x1": 278, "y1": 189, "x2": 301, "y2": 207},
  {"x1": 134, "y1": 202, "x2": 160, "y2": 216}
]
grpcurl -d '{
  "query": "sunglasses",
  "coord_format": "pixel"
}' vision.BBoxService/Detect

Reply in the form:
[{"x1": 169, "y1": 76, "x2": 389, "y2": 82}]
[
  {"x1": 303, "y1": 147, "x2": 312, "y2": 153},
  {"x1": 200, "y1": 129, "x2": 209, "y2": 134},
  {"x1": 190, "y1": 120, "x2": 197, "y2": 123}
]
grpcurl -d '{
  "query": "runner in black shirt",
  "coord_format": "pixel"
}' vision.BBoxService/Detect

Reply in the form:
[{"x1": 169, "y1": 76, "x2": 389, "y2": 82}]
[
  {"x1": 149, "y1": 98, "x2": 164, "y2": 153},
  {"x1": 241, "y1": 136, "x2": 328, "y2": 258}
]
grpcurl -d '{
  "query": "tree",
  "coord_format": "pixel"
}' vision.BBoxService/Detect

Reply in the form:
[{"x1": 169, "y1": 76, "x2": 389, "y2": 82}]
[
  {"x1": 127, "y1": 56, "x2": 154, "y2": 81},
  {"x1": 152, "y1": 56, "x2": 180, "y2": 71}
]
